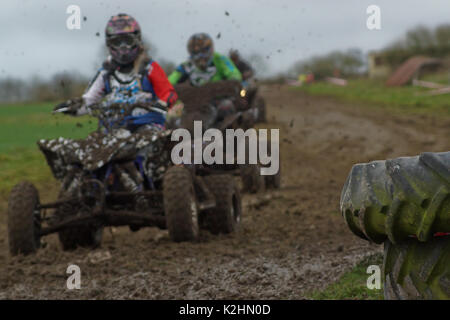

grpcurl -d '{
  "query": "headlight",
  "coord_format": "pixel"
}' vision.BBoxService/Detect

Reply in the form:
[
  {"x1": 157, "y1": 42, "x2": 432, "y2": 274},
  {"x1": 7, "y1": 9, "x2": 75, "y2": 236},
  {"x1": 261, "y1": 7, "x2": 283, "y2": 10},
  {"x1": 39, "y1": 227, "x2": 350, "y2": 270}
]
[{"x1": 240, "y1": 89, "x2": 246, "y2": 97}]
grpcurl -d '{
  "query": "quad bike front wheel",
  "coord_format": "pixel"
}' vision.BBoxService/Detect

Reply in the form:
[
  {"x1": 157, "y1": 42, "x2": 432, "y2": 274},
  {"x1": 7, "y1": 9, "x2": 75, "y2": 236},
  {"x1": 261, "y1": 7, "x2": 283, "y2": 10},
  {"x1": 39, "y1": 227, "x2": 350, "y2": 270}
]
[
  {"x1": 7, "y1": 181, "x2": 41, "y2": 256},
  {"x1": 383, "y1": 236, "x2": 450, "y2": 300},
  {"x1": 203, "y1": 174, "x2": 242, "y2": 234},
  {"x1": 163, "y1": 166, "x2": 200, "y2": 242}
]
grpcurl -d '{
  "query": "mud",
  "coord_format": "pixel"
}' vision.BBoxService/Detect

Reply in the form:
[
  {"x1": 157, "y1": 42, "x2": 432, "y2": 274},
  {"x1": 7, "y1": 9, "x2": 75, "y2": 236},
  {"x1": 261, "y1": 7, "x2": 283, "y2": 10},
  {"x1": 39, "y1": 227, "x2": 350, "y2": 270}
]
[{"x1": 0, "y1": 85, "x2": 448, "y2": 299}]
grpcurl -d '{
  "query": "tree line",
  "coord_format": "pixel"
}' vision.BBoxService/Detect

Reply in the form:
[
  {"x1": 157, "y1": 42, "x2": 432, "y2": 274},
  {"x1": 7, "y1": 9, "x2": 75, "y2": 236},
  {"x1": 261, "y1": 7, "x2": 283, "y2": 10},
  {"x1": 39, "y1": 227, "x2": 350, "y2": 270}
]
[{"x1": 286, "y1": 24, "x2": 450, "y2": 80}]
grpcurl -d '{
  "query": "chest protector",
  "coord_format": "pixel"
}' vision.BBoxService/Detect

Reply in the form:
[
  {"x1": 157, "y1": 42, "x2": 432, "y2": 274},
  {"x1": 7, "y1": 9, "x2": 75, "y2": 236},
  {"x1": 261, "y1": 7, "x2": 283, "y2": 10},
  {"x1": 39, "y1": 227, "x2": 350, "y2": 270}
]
[
  {"x1": 102, "y1": 59, "x2": 156, "y2": 106},
  {"x1": 100, "y1": 59, "x2": 165, "y2": 128},
  {"x1": 183, "y1": 61, "x2": 217, "y2": 87}
]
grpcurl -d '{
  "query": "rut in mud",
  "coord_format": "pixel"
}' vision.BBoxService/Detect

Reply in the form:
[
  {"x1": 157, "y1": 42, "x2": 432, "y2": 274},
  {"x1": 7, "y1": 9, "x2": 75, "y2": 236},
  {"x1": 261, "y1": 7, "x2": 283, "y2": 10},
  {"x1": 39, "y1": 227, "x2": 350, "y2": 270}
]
[{"x1": 0, "y1": 85, "x2": 448, "y2": 299}]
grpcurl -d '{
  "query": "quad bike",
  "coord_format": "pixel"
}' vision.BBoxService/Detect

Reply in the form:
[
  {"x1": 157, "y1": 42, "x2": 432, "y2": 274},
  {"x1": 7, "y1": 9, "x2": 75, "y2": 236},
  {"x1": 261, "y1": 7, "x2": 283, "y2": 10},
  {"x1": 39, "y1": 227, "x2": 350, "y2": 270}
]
[
  {"x1": 7, "y1": 102, "x2": 242, "y2": 256},
  {"x1": 241, "y1": 80, "x2": 267, "y2": 124},
  {"x1": 174, "y1": 80, "x2": 280, "y2": 194},
  {"x1": 340, "y1": 151, "x2": 449, "y2": 299}
]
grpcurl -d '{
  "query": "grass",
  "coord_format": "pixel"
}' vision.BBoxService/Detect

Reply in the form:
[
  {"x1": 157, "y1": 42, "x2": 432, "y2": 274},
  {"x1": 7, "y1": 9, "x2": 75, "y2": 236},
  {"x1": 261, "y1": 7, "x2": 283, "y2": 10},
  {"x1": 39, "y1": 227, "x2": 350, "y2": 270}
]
[
  {"x1": 421, "y1": 71, "x2": 450, "y2": 85},
  {"x1": 0, "y1": 102, "x2": 96, "y2": 195},
  {"x1": 296, "y1": 78, "x2": 450, "y2": 117},
  {"x1": 309, "y1": 253, "x2": 384, "y2": 300}
]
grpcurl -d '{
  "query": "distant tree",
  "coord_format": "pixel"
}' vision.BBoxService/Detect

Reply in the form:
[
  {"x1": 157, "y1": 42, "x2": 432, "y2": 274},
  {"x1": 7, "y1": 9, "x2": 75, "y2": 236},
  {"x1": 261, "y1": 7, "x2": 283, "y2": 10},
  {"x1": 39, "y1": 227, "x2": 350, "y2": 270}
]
[
  {"x1": 50, "y1": 71, "x2": 88, "y2": 100},
  {"x1": 0, "y1": 78, "x2": 29, "y2": 102},
  {"x1": 289, "y1": 48, "x2": 365, "y2": 79},
  {"x1": 434, "y1": 24, "x2": 450, "y2": 56},
  {"x1": 381, "y1": 24, "x2": 450, "y2": 67},
  {"x1": 29, "y1": 76, "x2": 58, "y2": 102}
]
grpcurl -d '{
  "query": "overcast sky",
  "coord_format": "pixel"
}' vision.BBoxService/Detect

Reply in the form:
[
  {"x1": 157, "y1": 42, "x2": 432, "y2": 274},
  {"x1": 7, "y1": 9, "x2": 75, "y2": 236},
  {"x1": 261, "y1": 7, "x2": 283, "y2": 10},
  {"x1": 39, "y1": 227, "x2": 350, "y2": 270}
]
[{"x1": 1, "y1": 0, "x2": 449, "y2": 80}]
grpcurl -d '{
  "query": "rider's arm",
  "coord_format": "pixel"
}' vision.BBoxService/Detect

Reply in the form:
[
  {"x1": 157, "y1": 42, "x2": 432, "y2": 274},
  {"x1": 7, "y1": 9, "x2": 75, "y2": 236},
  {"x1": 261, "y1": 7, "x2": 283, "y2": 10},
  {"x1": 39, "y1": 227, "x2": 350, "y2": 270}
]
[
  {"x1": 148, "y1": 61, "x2": 178, "y2": 108},
  {"x1": 168, "y1": 64, "x2": 188, "y2": 86},
  {"x1": 239, "y1": 60, "x2": 254, "y2": 80},
  {"x1": 79, "y1": 69, "x2": 107, "y2": 115},
  {"x1": 214, "y1": 53, "x2": 242, "y2": 82}
]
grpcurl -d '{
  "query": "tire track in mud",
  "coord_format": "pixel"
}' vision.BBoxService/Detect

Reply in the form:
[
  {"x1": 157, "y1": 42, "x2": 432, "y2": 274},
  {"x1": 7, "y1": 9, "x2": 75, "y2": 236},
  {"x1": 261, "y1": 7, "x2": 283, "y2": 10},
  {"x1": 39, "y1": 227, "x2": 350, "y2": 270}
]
[{"x1": 0, "y1": 85, "x2": 448, "y2": 299}]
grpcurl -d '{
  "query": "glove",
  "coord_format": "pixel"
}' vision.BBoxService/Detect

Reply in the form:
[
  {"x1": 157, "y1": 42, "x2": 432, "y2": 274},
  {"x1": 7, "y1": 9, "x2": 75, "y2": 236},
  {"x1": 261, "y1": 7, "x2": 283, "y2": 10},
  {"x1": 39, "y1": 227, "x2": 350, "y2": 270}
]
[
  {"x1": 53, "y1": 98, "x2": 83, "y2": 115},
  {"x1": 151, "y1": 100, "x2": 168, "y2": 114}
]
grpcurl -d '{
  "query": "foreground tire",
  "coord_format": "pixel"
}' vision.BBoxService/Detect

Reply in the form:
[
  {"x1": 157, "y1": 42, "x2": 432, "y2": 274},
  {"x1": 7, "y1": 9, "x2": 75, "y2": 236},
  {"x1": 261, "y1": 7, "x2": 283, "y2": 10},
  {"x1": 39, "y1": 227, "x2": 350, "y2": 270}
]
[
  {"x1": 383, "y1": 236, "x2": 450, "y2": 300},
  {"x1": 340, "y1": 151, "x2": 450, "y2": 244},
  {"x1": 203, "y1": 175, "x2": 242, "y2": 234},
  {"x1": 240, "y1": 164, "x2": 265, "y2": 193},
  {"x1": 8, "y1": 181, "x2": 41, "y2": 256},
  {"x1": 56, "y1": 188, "x2": 103, "y2": 251},
  {"x1": 163, "y1": 166, "x2": 199, "y2": 242}
]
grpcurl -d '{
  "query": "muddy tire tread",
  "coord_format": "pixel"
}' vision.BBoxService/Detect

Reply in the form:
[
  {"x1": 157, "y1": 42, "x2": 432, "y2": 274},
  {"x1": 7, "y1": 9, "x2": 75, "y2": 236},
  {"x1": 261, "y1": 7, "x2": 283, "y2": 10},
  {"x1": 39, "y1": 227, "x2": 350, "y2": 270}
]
[
  {"x1": 241, "y1": 164, "x2": 265, "y2": 194},
  {"x1": 7, "y1": 181, "x2": 41, "y2": 255},
  {"x1": 340, "y1": 152, "x2": 450, "y2": 244},
  {"x1": 203, "y1": 174, "x2": 242, "y2": 234},
  {"x1": 163, "y1": 166, "x2": 199, "y2": 242},
  {"x1": 383, "y1": 237, "x2": 450, "y2": 300}
]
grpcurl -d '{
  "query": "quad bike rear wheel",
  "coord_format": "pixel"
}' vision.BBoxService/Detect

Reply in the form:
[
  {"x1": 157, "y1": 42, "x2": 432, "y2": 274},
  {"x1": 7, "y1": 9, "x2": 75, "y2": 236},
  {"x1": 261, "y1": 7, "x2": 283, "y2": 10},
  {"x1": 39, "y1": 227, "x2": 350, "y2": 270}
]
[
  {"x1": 383, "y1": 236, "x2": 450, "y2": 300},
  {"x1": 262, "y1": 139, "x2": 281, "y2": 190},
  {"x1": 163, "y1": 166, "x2": 199, "y2": 242},
  {"x1": 255, "y1": 96, "x2": 266, "y2": 123},
  {"x1": 240, "y1": 164, "x2": 265, "y2": 193},
  {"x1": 265, "y1": 166, "x2": 281, "y2": 189},
  {"x1": 203, "y1": 174, "x2": 242, "y2": 234},
  {"x1": 7, "y1": 181, "x2": 41, "y2": 256}
]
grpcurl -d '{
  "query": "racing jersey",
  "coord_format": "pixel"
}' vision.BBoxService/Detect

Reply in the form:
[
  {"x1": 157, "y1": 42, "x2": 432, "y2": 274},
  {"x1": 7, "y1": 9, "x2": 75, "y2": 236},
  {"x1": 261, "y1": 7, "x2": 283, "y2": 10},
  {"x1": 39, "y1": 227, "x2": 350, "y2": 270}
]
[
  {"x1": 168, "y1": 52, "x2": 242, "y2": 87},
  {"x1": 81, "y1": 59, "x2": 178, "y2": 115}
]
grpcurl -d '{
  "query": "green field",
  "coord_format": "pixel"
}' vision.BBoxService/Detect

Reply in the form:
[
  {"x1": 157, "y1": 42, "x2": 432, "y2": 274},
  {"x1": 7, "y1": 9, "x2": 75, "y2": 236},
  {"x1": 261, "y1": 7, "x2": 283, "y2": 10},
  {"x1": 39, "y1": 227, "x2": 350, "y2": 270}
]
[
  {"x1": 0, "y1": 102, "x2": 96, "y2": 195},
  {"x1": 296, "y1": 79, "x2": 450, "y2": 116}
]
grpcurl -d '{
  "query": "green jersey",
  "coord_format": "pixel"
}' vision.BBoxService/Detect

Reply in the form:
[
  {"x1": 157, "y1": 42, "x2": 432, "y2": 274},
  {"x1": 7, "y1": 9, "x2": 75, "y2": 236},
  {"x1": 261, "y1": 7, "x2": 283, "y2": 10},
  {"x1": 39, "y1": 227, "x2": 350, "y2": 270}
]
[{"x1": 169, "y1": 52, "x2": 242, "y2": 87}]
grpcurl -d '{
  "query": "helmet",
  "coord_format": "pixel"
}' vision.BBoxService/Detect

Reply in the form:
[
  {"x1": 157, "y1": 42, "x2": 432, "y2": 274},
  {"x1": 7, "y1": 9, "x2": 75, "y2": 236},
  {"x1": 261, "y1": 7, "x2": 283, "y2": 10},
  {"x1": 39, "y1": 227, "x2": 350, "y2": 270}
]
[
  {"x1": 105, "y1": 14, "x2": 143, "y2": 65},
  {"x1": 229, "y1": 49, "x2": 239, "y2": 60},
  {"x1": 187, "y1": 33, "x2": 214, "y2": 70}
]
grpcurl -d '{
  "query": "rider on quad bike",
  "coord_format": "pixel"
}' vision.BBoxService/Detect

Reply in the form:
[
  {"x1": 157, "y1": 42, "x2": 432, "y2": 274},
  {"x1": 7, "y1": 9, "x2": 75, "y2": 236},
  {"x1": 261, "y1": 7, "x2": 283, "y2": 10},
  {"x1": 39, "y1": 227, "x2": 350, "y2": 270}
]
[
  {"x1": 55, "y1": 13, "x2": 178, "y2": 131},
  {"x1": 167, "y1": 33, "x2": 243, "y2": 127},
  {"x1": 50, "y1": 13, "x2": 179, "y2": 238},
  {"x1": 168, "y1": 33, "x2": 242, "y2": 87}
]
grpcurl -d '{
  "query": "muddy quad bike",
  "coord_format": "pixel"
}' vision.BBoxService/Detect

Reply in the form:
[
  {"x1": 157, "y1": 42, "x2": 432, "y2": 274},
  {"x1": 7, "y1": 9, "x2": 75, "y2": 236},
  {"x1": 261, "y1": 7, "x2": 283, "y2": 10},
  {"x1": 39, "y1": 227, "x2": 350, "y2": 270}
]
[
  {"x1": 241, "y1": 80, "x2": 267, "y2": 124},
  {"x1": 7, "y1": 102, "x2": 242, "y2": 256},
  {"x1": 340, "y1": 151, "x2": 450, "y2": 299},
  {"x1": 174, "y1": 80, "x2": 280, "y2": 194}
]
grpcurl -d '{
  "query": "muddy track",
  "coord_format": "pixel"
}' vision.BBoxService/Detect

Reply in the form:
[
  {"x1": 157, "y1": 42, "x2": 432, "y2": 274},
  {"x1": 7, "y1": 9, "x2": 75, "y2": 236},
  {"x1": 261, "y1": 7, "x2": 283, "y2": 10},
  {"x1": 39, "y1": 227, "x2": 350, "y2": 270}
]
[{"x1": 0, "y1": 85, "x2": 448, "y2": 299}]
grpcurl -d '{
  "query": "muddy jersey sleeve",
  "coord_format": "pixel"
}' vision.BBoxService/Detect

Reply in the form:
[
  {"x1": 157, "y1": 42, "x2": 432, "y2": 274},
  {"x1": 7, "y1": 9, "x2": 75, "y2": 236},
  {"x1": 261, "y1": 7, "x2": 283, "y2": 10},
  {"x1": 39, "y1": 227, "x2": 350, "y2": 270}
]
[
  {"x1": 148, "y1": 61, "x2": 178, "y2": 107},
  {"x1": 214, "y1": 53, "x2": 242, "y2": 82},
  {"x1": 79, "y1": 69, "x2": 107, "y2": 115},
  {"x1": 168, "y1": 63, "x2": 189, "y2": 86}
]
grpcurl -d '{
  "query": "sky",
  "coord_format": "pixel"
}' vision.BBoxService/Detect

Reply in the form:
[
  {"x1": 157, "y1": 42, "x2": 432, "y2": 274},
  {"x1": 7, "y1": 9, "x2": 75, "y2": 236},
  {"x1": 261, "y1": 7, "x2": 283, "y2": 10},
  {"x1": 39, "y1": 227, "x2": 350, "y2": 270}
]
[{"x1": 1, "y1": 0, "x2": 449, "y2": 80}]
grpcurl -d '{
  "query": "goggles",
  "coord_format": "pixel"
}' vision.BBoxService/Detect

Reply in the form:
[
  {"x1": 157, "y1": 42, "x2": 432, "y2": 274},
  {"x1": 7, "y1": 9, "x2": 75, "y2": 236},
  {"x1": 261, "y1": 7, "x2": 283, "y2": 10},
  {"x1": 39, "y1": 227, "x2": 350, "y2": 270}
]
[
  {"x1": 107, "y1": 34, "x2": 140, "y2": 48},
  {"x1": 191, "y1": 48, "x2": 211, "y2": 60}
]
